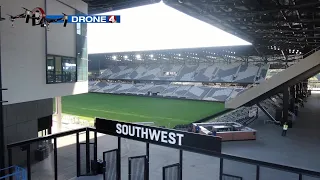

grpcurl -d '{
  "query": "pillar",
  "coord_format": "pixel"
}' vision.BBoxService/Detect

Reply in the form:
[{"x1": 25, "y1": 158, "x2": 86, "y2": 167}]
[
  {"x1": 55, "y1": 96, "x2": 62, "y2": 132},
  {"x1": 282, "y1": 86, "x2": 289, "y2": 124},
  {"x1": 289, "y1": 86, "x2": 295, "y2": 112}
]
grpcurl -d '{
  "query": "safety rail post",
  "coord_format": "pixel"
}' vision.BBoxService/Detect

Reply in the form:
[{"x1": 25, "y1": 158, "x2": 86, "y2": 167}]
[
  {"x1": 256, "y1": 165, "x2": 260, "y2": 180},
  {"x1": 94, "y1": 130, "x2": 98, "y2": 168},
  {"x1": 76, "y1": 132, "x2": 80, "y2": 177},
  {"x1": 8, "y1": 148, "x2": 12, "y2": 180},
  {"x1": 54, "y1": 137, "x2": 58, "y2": 180},
  {"x1": 146, "y1": 143, "x2": 149, "y2": 180},
  {"x1": 0, "y1": 6, "x2": 9, "y2": 175},
  {"x1": 179, "y1": 150, "x2": 183, "y2": 180},
  {"x1": 26, "y1": 145, "x2": 31, "y2": 180},
  {"x1": 219, "y1": 158, "x2": 223, "y2": 180},
  {"x1": 86, "y1": 128, "x2": 90, "y2": 174},
  {"x1": 117, "y1": 137, "x2": 121, "y2": 180}
]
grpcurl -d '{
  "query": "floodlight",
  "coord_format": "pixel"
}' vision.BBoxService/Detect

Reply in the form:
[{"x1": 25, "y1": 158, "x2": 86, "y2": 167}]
[
  {"x1": 136, "y1": 54, "x2": 141, "y2": 59},
  {"x1": 150, "y1": 54, "x2": 153, "y2": 58},
  {"x1": 112, "y1": 56, "x2": 116, "y2": 60},
  {"x1": 178, "y1": 54, "x2": 181, "y2": 56},
  {"x1": 124, "y1": 55, "x2": 128, "y2": 59}
]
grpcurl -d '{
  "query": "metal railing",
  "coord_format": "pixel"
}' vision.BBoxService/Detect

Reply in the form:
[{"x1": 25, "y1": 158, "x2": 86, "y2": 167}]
[
  {"x1": 303, "y1": 46, "x2": 320, "y2": 59},
  {"x1": 6, "y1": 126, "x2": 320, "y2": 180}
]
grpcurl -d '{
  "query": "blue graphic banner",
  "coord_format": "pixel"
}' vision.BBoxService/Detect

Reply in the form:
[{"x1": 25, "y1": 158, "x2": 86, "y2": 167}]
[{"x1": 46, "y1": 15, "x2": 121, "y2": 23}]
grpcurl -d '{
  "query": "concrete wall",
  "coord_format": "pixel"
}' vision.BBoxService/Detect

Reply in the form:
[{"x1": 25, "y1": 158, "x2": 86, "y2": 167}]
[
  {"x1": 4, "y1": 98, "x2": 53, "y2": 144},
  {"x1": 47, "y1": 0, "x2": 76, "y2": 57},
  {"x1": 3, "y1": 98, "x2": 53, "y2": 165},
  {"x1": 0, "y1": 0, "x2": 88, "y2": 105},
  {"x1": 226, "y1": 51, "x2": 320, "y2": 109}
]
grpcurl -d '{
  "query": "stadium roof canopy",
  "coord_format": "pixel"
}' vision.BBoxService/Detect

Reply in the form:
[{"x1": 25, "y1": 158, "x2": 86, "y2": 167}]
[
  {"x1": 163, "y1": 0, "x2": 320, "y2": 56},
  {"x1": 85, "y1": 0, "x2": 320, "y2": 57},
  {"x1": 83, "y1": 0, "x2": 161, "y2": 14}
]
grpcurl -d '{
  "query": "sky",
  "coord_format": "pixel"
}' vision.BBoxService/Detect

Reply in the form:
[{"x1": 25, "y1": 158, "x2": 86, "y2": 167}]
[{"x1": 87, "y1": 1, "x2": 251, "y2": 54}]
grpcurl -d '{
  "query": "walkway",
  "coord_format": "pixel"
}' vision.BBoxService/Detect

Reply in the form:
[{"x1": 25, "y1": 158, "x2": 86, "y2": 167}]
[
  {"x1": 26, "y1": 93, "x2": 320, "y2": 180},
  {"x1": 223, "y1": 93, "x2": 320, "y2": 172}
]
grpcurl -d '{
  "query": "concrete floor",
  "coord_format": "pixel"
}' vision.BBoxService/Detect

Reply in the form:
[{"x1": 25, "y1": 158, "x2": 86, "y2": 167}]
[{"x1": 28, "y1": 93, "x2": 320, "y2": 180}]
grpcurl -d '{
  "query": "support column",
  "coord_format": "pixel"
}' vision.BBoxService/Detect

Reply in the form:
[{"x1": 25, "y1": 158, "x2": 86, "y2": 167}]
[
  {"x1": 289, "y1": 86, "x2": 295, "y2": 112},
  {"x1": 296, "y1": 83, "x2": 300, "y2": 98},
  {"x1": 0, "y1": 6, "x2": 5, "y2": 171},
  {"x1": 303, "y1": 80, "x2": 308, "y2": 96},
  {"x1": 282, "y1": 86, "x2": 289, "y2": 124},
  {"x1": 55, "y1": 96, "x2": 62, "y2": 132}
]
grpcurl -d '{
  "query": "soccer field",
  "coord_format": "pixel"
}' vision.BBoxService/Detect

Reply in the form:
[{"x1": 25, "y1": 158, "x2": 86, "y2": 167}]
[{"x1": 61, "y1": 93, "x2": 225, "y2": 127}]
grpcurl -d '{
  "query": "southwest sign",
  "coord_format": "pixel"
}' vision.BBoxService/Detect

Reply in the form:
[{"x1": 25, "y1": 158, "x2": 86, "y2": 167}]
[{"x1": 95, "y1": 118, "x2": 222, "y2": 153}]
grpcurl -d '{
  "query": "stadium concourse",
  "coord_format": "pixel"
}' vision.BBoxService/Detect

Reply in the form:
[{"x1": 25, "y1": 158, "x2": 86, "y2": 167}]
[{"x1": 4, "y1": 0, "x2": 320, "y2": 179}]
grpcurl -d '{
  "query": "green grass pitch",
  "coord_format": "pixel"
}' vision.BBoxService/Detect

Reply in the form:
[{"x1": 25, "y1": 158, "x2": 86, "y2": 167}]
[{"x1": 61, "y1": 93, "x2": 225, "y2": 127}]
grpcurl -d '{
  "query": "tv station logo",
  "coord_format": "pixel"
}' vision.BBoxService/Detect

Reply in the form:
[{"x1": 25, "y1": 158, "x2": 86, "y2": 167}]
[{"x1": 47, "y1": 15, "x2": 121, "y2": 23}]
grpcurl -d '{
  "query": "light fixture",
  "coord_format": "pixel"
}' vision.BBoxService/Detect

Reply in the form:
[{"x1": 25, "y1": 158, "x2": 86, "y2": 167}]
[
  {"x1": 178, "y1": 54, "x2": 181, "y2": 56},
  {"x1": 150, "y1": 54, "x2": 153, "y2": 58},
  {"x1": 136, "y1": 54, "x2": 141, "y2": 59},
  {"x1": 112, "y1": 56, "x2": 116, "y2": 60},
  {"x1": 124, "y1": 55, "x2": 128, "y2": 59}
]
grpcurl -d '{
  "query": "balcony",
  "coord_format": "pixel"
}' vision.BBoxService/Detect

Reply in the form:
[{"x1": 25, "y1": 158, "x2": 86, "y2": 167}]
[{"x1": 3, "y1": 118, "x2": 320, "y2": 180}]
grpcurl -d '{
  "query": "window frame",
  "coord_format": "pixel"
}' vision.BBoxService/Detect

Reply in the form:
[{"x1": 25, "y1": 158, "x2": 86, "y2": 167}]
[
  {"x1": 46, "y1": 55, "x2": 77, "y2": 84},
  {"x1": 75, "y1": 10, "x2": 88, "y2": 82}
]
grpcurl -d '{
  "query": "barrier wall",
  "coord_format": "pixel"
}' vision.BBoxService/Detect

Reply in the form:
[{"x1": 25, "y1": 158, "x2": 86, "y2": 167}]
[{"x1": 193, "y1": 122, "x2": 257, "y2": 141}]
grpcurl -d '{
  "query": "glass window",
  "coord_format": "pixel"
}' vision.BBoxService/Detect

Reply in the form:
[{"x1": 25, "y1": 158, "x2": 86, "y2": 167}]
[
  {"x1": 46, "y1": 10, "x2": 87, "y2": 84},
  {"x1": 55, "y1": 56, "x2": 62, "y2": 82},
  {"x1": 46, "y1": 55, "x2": 77, "y2": 84},
  {"x1": 76, "y1": 27, "x2": 88, "y2": 81},
  {"x1": 47, "y1": 56, "x2": 55, "y2": 83},
  {"x1": 75, "y1": 10, "x2": 88, "y2": 81},
  {"x1": 76, "y1": 23, "x2": 81, "y2": 35},
  {"x1": 62, "y1": 57, "x2": 77, "y2": 82}
]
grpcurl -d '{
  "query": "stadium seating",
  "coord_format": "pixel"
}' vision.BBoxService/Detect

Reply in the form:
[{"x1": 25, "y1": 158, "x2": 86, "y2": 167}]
[
  {"x1": 89, "y1": 81, "x2": 245, "y2": 102},
  {"x1": 98, "y1": 63, "x2": 269, "y2": 83},
  {"x1": 210, "y1": 106, "x2": 257, "y2": 125}
]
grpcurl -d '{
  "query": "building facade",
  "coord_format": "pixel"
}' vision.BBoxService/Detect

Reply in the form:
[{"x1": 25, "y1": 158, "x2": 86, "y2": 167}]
[{"x1": 0, "y1": 0, "x2": 88, "y2": 166}]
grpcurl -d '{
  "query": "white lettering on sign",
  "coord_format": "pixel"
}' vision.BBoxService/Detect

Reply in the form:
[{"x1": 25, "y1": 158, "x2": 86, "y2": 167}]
[{"x1": 116, "y1": 123, "x2": 184, "y2": 146}]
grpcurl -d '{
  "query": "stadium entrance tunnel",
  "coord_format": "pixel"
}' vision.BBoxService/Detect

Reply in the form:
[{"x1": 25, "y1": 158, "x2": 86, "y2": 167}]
[{"x1": 5, "y1": 118, "x2": 320, "y2": 180}]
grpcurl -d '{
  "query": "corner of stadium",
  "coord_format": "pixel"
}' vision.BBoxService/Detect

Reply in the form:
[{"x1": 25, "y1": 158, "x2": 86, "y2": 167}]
[{"x1": 1, "y1": 0, "x2": 320, "y2": 179}]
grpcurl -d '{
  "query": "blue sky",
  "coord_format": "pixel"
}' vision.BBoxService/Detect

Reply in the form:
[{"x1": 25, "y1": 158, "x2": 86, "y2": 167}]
[{"x1": 87, "y1": 1, "x2": 251, "y2": 54}]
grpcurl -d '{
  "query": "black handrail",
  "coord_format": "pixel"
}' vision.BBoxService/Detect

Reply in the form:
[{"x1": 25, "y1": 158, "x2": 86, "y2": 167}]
[
  {"x1": 7, "y1": 127, "x2": 87, "y2": 148},
  {"x1": 89, "y1": 127, "x2": 320, "y2": 178},
  {"x1": 6, "y1": 126, "x2": 320, "y2": 178}
]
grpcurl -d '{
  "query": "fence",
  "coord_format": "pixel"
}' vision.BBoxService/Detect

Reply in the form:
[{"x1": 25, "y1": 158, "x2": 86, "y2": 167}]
[
  {"x1": 163, "y1": 163, "x2": 180, "y2": 180},
  {"x1": 103, "y1": 149, "x2": 118, "y2": 180},
  {"x1": 128, "y1": 156, "x2": 147, "y2": 180},
  {"x1": 6, "y1": 126, "x2": 320, "y2": 180}
]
